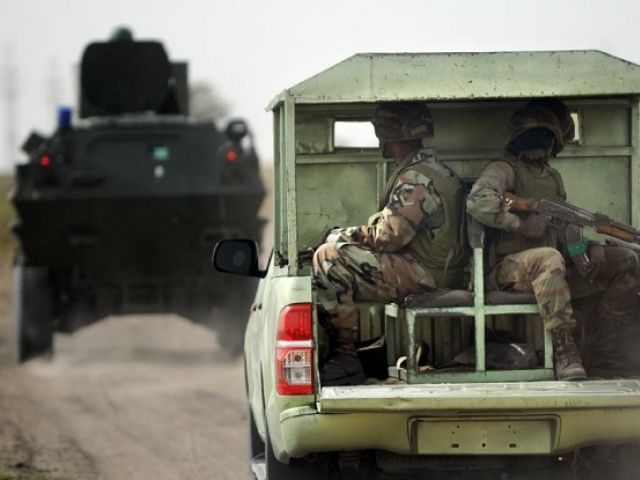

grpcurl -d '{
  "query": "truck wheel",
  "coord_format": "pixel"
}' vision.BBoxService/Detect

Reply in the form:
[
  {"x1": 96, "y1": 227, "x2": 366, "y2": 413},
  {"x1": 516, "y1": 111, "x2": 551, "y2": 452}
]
[
  {"x1": 248, "y1": 409, "x2": 266, "y2": 479},
  {"x1": 265, "y1": 432, "x2": 297, "y2": 480},
  {"x1": 615, "y1": 445, "x2": 640, "y2": 479},
  {"x1": 249, "y1": 408, "x2": 265, "y2": 460},
  {"x1": 265, "y1": 431, "x2": 328, "y2": 480},
  {"x1": 14, "y1": 264, "x2": 54, "y2": 362}
]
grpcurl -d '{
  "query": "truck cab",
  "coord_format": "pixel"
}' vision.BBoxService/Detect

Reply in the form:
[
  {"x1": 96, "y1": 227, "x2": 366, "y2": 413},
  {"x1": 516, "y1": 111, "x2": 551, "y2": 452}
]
[{"x1": 215, "y1": 51, "x2": 640, "y2": 479}]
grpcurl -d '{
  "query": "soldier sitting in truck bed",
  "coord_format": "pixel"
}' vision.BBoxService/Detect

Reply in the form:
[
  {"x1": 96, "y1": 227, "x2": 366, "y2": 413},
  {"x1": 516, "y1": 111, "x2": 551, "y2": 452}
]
[
  {"x1": 467, "y1": 100, "x2": 640, "y2": 380},
  {"x1": 313, "y1": 102, "x2": 468, "y2": 386}
]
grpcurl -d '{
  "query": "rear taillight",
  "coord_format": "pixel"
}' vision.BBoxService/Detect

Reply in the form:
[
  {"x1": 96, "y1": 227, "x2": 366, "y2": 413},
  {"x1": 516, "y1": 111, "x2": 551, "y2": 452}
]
[
  {"x1": 276, "y1": 303, "x2": 314, "y2": 396},
  {"x1": 224, "y1": 149, "x2": 239, "y2": 163},
  {"x1": 39, "y1": 154, "x2": 52, "y2": 168}
]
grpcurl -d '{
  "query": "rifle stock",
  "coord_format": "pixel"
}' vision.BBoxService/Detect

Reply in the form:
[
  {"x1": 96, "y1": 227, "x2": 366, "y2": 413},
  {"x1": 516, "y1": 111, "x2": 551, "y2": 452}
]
[{"x1": 596, "y1": 224, "x2": 637, "y2": 243}]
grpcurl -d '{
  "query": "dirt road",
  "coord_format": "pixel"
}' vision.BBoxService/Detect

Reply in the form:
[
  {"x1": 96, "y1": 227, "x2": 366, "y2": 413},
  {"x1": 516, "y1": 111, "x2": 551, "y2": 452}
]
[
  {"x1": 0, "y1": 173, "x2": 276, "y2": 479},
  {"x1": 0, "y1": 173, "x2": 274, "y2": 479},
  {"x1": 0, "y1": 313, "x2": 248, "y2": 480}
]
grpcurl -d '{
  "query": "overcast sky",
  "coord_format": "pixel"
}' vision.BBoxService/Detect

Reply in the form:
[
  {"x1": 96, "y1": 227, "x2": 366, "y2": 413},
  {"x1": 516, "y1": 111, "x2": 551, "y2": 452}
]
[{"x1": 1, "y1": 0, "x2": 640, "y2": 172}]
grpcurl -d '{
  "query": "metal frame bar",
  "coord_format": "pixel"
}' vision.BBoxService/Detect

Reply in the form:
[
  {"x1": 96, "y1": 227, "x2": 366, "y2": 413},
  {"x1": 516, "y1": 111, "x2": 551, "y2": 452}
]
[
  {"x1": 631, "y1": 96, "x2": 640, "y2": 228},
  {"x1": 473, "y1": 248, "x2": 486, "y2": 372},
  {"x1": 389, "y1": 367, "x2": 558, "y2": 384},
  {"x1": 295, "y1": 146, "x2": 634, "y2": 166},
  {"x1": 273, "y1": 108, "x2": 283, "y2": 259},
  {"x1": 284, "y1": 96, "x2": 298, "y2": 274},
  {"x1": 385, "y1": 247, "x2": 554, "y2": 384}
]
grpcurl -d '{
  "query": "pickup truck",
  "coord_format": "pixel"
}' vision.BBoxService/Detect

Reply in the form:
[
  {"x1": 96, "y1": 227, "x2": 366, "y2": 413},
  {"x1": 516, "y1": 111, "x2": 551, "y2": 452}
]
[{"x1": 214, "y1": 51, "x2": 640, "y2": 479}]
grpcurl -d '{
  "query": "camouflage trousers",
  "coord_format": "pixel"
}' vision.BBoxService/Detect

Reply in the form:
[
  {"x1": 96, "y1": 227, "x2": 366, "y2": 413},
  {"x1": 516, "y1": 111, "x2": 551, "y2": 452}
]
[
  {"x1": 570, "y1": 245, "x2": 640, "y2": 374},
  {"x1": 487, "y1": 247, "x2": 575, "y2": 331},
  {"x1": 575, "y1": 245, "x2": 640, "y2": 321},
  {"x1": 313, "y1": 243, "x2": 435, "y2": 332}
]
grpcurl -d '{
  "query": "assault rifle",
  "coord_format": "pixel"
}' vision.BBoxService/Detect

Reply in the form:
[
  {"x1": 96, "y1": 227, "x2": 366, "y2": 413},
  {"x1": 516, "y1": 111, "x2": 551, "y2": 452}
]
[
  {"x1": 503, "y1": 192, "x2": 640, "y2": 276},
  {"x1": 503, "y1": 192, "x2": 640, "y2": 246}
]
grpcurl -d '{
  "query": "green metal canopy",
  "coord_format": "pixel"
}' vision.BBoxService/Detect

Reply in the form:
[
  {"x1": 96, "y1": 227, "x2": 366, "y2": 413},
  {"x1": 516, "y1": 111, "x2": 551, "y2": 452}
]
[{"x1": 267, "y1": 51, "x2": 640, "y2": 110}]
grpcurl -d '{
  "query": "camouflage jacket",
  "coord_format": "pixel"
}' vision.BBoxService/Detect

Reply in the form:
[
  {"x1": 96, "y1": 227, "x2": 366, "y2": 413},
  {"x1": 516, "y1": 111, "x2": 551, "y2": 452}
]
[
  {"x1": 328, "y1": 149, "x2": 447, "y2": 252},
  {"x1": 467, "y1": 158, "x2": 558, "y2": 232},
  {"x1": 466, "y1": 160, "x2": 519, "y2": 231},
  {"x1": 467, "y1": 156, "x2": 571, "y2": 263}
]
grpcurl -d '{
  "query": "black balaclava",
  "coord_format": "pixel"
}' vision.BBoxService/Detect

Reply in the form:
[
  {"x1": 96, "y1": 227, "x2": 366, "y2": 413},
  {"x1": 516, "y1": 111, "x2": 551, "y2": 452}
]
[{"x1": 508, "y1": 128, "x2": 556, "y2": 163}]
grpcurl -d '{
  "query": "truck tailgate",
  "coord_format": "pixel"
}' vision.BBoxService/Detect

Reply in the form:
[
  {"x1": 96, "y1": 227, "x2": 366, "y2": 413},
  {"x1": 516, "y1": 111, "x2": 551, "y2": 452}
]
[{"x1": 318, "y1": 380, "x2": 640, "y2": 412}]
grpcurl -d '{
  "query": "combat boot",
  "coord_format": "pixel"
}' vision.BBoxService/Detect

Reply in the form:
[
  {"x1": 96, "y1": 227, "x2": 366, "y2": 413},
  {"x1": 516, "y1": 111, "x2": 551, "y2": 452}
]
[
  {"x1": 320, "y1": 330, "x2": 365, "y2": 386},
  {"x1": 552, "y1": 328, "x2": 587, "y2": 381}
]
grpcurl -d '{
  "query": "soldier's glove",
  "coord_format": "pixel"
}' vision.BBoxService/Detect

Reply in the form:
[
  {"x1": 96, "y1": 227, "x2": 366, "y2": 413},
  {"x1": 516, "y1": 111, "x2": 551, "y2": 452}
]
[
  {"x1": 516, "y1": 214, "x2": 550, "y2": 239},
  {"x1": 324, "y1": 228, "x2": 343, "y2": 244}
]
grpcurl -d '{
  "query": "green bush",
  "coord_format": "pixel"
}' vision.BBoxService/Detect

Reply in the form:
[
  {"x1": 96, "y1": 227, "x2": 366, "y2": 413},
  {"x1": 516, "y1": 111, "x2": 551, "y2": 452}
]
[{"x1": 0, "y1": 465, "x2": 49, "y2": 480}]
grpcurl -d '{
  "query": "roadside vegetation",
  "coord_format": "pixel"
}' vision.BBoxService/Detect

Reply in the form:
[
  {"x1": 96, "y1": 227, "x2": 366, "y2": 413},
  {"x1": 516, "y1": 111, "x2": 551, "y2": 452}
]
[
  {"x1": 0, "y1": 465, "x2": 51, "y2": 480},
  {"x1": 0, "y1": 176, "x2": 13, "y2": 318}
]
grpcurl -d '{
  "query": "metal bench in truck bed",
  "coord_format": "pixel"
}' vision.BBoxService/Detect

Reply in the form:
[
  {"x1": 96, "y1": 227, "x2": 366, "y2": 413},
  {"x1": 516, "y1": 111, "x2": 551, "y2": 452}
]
[{"x1": 385, "y1": 216, "x2": 554, "y2": 383}]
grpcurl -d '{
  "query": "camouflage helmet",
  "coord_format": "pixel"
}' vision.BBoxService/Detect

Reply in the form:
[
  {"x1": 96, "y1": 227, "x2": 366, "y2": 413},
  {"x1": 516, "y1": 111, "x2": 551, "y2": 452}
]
[
  {"x1": 505, "y1": 104, "x2": 565, "y2": 154},
  {"x1": 372, "y1": 102, "x2": 434, "y2": 142},
  {"x1": 525, "y1": 98, "x2": 575, "y2": 151}
]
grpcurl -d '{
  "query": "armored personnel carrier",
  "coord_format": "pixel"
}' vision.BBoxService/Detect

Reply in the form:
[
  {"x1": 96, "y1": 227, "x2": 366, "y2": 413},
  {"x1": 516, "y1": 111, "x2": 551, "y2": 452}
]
[{"x1": 11, "y1": 33, "x2": 265, "y2": 361}]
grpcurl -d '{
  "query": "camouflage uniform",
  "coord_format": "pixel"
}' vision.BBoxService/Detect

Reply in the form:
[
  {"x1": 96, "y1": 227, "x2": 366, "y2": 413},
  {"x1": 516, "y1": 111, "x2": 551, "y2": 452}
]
[
  {"x1": 470, "y1": 101, "x2": 640, "y2": 379},
  {"x1": 314, "y1": 150, "x2": 463, "y2": 333},
  {"x1": 572, "y1": 245, "x2": 640, "y2": 376},
  {"x1": 313, "y1": 102, "x2": 467, "y2": 384},
  {"x1": 468, "y1": 103, "x2": 587, "y2": 379},
  {"x1": 519, "y1": 101, "x2": 640, "y2": 345},
  {"x1": 468, "y1": 159, "x2": 576, "y2": 331}
]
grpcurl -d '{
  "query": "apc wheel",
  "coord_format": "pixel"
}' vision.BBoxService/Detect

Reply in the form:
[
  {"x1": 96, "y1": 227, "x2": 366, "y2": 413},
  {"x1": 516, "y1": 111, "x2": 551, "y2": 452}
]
[
  {"x1": 217, "y1": 291, "x2": 252, "y2": 357},
  {"x1": 217, "y1": 311, "x2": 246, "y2": 357},
  {"x1": 14, "y1": 264, "x2": 54, "y2": 362}
]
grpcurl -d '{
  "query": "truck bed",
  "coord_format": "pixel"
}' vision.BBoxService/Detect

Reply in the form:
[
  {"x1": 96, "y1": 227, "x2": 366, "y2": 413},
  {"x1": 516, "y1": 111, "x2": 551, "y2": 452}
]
[{"x1": 277, "y1": 380, "x2": 640, "y2": 459}]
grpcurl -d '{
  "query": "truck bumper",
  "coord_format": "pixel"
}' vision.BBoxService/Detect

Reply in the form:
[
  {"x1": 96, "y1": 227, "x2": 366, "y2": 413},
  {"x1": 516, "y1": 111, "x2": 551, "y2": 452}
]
[{"x1": 279, "y1": 380, "x2": 640, "y2": 458}]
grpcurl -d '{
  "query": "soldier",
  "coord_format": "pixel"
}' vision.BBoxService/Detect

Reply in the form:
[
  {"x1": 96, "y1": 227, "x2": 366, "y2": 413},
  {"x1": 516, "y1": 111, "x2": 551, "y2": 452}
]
[
  {"x1": 525, "y1": 99, "x2": 640, "y2": 378},
  {"x1": 313, "y1": 102, "x2": 468, "y2": 385},
  {"x1": 467, "y1": 101, "x2": 640, "y2": 380},
  {"x1": 576, "y1": 242, "x2": 640, "y2": 378},
  {"x1": 467, "y1": 104, "x2": 585, "y2": 380}
]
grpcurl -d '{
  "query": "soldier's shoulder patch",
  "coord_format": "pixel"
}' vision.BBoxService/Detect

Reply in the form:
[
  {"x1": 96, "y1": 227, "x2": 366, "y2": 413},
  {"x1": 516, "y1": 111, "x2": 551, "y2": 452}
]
[{"x1": 396, "y1": 168, "x2": 433, "y2": 189}]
